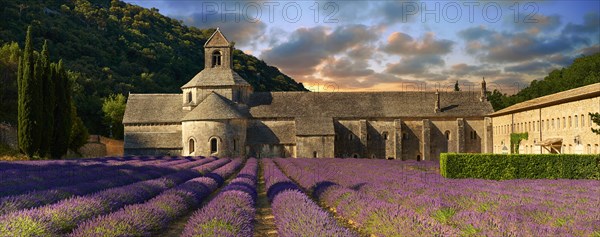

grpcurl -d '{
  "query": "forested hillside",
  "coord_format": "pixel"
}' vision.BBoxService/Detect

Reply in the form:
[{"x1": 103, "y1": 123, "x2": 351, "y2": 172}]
[
  {"x1": 487, "y1": 53, "x2": 600, "y2": 111},
  {"x1": 0, "y1": 0, "x2": 306, "y2": 135}
]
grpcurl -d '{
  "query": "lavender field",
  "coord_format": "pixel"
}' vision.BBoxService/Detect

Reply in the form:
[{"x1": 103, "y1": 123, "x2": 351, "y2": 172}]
[{"x1": 0, "y1": 156, "x2": 598, "y2": 236}]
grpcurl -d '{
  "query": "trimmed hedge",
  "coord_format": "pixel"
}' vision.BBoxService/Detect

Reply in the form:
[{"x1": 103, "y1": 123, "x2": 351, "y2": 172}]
[{"x1": 440, "y1": 153, "x2": 600, "y2": 180}]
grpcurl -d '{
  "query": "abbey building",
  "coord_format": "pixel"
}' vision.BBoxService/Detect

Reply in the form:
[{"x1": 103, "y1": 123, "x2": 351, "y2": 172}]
[{"x1": 122, "y1": 29, "x2": 499, "y2": 160}]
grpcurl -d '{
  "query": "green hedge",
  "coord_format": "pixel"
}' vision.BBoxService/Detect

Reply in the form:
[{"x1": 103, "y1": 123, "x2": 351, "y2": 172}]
[{"x1": 440, "y1": 153, "x2": 600, "y2": 180}]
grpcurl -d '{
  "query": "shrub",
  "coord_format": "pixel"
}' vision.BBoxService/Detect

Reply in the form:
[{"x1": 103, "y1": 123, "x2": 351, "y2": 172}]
[{"x1": 440, "y1": 153, "x2": 600, "y2": 180}]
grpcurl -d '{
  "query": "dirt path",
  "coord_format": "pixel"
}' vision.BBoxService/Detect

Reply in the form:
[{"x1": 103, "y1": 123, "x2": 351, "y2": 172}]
[{"x1": 253, "y1": 161, "x2": 278, "y2": 237}]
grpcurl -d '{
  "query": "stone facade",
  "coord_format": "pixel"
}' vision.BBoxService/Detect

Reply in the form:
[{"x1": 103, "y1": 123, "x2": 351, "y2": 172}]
[
  {"x1": 491, "y1": 83, "x2": 600, "y2": 154},
  {"x1": 122, "y1": 29, "x2": 495, "y2": 160}
]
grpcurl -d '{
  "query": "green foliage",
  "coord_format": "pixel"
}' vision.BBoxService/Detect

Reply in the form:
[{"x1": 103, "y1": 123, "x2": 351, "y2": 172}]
[
  {"x1": 0, "y1": 42, "x2": 21, "y2": 124},
  {"x1": 38, "y1": 41, "x2": 54, "y2": 158},
  {"x1": 488, "y1": 53, "x2": 600, "y2": 111},
  {"x1": 51, "y1": 60, "x2": 73, "y2": 159},
  {"x1": 590, "y1": 112, "x2": 600, "y2": 135},
  {"x1": 17, "y1": 26, "x2": 43, "y2": 159},
  {"x1": 69, "y1": 103, "x2": 89, "y2": 152},
  {"x1": 0, "y1": 0, "x2": 306, "y2": 136},
  {"x1": 454, "y1": 81, "x2": 460, "y2": 91},
  {"x1": 102, "y1": 94, "x2": 126, "y2": 139},
  {"x1": 510, "y1": 132, "x2": 529, "y2": 154},
  {"x1": 440, "y1": 153, "x2": 600, "y2": 180}
]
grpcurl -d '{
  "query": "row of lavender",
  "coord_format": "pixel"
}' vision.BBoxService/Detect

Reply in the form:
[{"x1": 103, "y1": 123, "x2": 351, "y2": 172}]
[
  {"x1": 0, "y1": 156, "x2": 200, "y2": 196},
  {"x1": 181, "y1": 158, "x2": 258, "y2": 236},
  {"x1": 0, "y1": 157, "x2": 216, "y2": 215},
  {"x1": 275, "y1": 158, "x2": 600, "y2": 236},
  {"x1": 71, "y1": 159, "x2": 244, "y2": 236},
  {"x1": 263, "y1": 159, "x2": 356, "y2": 237},
  {"x1": 0, "y1": 157, "x2": 237, "y2": 236}
]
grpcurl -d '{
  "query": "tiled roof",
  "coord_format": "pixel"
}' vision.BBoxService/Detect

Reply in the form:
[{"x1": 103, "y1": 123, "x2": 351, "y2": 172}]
[
  {"x1": 491, "y1": 83, "x2": 600, "y2": 116},
  {"x1": 181, "y1": 92, "x2": 244, "y2": 121}
]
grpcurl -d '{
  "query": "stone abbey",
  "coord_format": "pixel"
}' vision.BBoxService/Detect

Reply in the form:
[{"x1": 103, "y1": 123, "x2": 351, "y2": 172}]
[{"x1": 122, "y1": 29, "x2": 600, "y2": 159}]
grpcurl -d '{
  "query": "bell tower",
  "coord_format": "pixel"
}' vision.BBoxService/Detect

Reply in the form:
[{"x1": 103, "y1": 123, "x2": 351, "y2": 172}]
[
  {"x1": 204, "y1": 28, "x2": 233, "y2": 69},
  {"x1": 181, "y1": 28, "x2": 253, "y2": 110}
]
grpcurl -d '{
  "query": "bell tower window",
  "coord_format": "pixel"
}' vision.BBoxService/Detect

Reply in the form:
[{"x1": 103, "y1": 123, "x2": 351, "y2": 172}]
[
  {"x1": 187, "y1": 92, "x2": 192, "y2": 103},
  {"x1": 212, "y1": 51, "x2": 222, "y2": 67}
]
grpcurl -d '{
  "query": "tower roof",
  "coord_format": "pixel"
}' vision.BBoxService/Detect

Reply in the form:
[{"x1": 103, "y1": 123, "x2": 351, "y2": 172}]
[
  {"x1": 181, "y1": 67, "x2": 250, "y2": 88},
  {"x1": 204, "y1": 28, "x2": 231, "y2": 48},
  {"x1": 181, "y1": 92, "x2": 245, "y2": 121}
]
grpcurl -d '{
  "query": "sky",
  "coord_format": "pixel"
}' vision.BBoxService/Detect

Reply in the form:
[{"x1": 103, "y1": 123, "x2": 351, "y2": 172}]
[{"x1": 124, "y1": 0, "x2": 600, "y2": 94}]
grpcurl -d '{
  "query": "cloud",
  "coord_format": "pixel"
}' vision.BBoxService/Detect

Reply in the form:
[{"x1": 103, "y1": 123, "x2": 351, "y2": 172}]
[
  {"x1": 562, "y1": 12, "x2": 600, "y2": 35},
  {"x1": 177, "y1": 13, "x2": 267, "y2": 47},
  {"x1": 449, "y1": 63, "x2": 501, "y2": 77},
  {"x1": 321, "y1": 58, "x2": 374, "y2": 78},
  {"x1": 458, "y1": 26, "x2": 587, "y2": 63},
  {"x1": 512, "y1": 14, "x2": 562, "y2": 34},
  {"x1": 385, "y1": 55, "x2": 445, "y2": 75},
  {"x1": 260, "y1": 24, "x2": 379, "y2": 76},
  {"x1": 504, "y1": 61, "x2": 553, "y2": 73},
  {"x1": 382, "y1": 32, "x2": 454, "y2": 55},
  {"x1": 577, "y1": 44, "x2": 600, "y2": 56}
]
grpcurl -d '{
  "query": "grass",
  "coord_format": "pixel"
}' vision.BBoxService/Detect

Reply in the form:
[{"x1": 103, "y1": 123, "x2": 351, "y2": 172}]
[{"x1": 0, "y1": 143, "x2": 27, "y2": 161}]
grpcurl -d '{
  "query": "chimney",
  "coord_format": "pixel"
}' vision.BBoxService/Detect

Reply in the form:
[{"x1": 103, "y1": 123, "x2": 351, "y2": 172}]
[{"x1": 434, "y1": 90, "x2": 441, "y2": 113}]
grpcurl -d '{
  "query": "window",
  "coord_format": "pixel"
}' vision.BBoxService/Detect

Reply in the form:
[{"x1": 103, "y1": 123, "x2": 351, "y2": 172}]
[
  {"x1": 348, "y1": 134, "x2": 354, "y2": 141},
  {"x1": 552, "y1": 119, "x2": 555, "y2": 129},
  {"x1": 383, "y1": 132, "x2": 388, "y2": 140},
  {"x1": 352, "y1": 153, "x2": 359, "y2": 158},
  {"x1": 445, "y1": 131, "x2": 451, "y2": 140},
  {"x1": 569, "y1": 116, "x2": 572, "y2": 127},
  {"x1": 187, "y1": 92, "x2": 192, "y2": 103},
  {"x1": 313, "y1": 151, "x2": 318, "y2": 158},
  {"x1": 587, "y1": 144, "x2": 592, "y2": 154},
  {"x1": 233, "y1": 139, "x2": 237, "y2": 151},
  {"x1": 416, "y1": 155, "x2": 421, "y2": 161},
  {"x1": 581, "y1": 114, "x2": 585, "y2": 127},
  {"x1": 563, "y1": 117, "x2": 566, "y2": 128},
  {"x1": 575, "y1": 115, "x2": 578, "y2": 127},
  {"x1": 210, "y1": 137, "x2": 218, "y2": 154},
  {"x1": 211, "y1": 51, "x2": 222, "y2": 67},
  {"x1": 541, "y1": 120, "x2": 544, "y2": 130},
  {"x1": 189, "y1": 138, "x2": 195, "y2": 153}
]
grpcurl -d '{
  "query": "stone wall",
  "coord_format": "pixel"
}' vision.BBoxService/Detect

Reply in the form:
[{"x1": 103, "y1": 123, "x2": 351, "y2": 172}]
[
  {"x1": 296, "y1": 135, "x2": 334, "y2": 158},
  {"x1": 0, "y1": 123, "x2": 17, "y2": 149},
  {"x1": 492, "y1": 96, "x2": 600, "y2": 154},
  {"x1": 181, "y1": 119, "x2": 246, "y2": 157}
]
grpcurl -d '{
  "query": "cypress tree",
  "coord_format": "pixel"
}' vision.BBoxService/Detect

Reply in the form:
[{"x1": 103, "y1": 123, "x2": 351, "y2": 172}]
[
  {"x1": 38, "y1": 41, "x2": 54, "y2": 157},
  {"x1": 18, "y1": 26, "x2": 42, "y2": 158},
  {"x1": 50, "y1": 60, "x2": 72, "y2": 159}
]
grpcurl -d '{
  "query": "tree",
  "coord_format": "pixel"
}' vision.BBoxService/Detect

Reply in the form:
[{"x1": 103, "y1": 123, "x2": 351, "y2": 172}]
[
  {"x1": 38, "y1": 41, "x2": 55, "y2": 158},
  {"x1": 102, "y1": 94, "x2": 126, "y2": 139},
  {"x1": 454, "y1": 81, "x2": 460, "y2": 91},
  {"x1": 69, "y1": 103, "x2": 89, "y2": 152},
  {"x1": 590, "y1": 112, "x2": 600, "y2": 135},
  {"x1": 50, "y1": 60, "x2": 72, "y2": 159},
  {"x1": 17, "y1": 26, "x2": 42, "y2": 158}
]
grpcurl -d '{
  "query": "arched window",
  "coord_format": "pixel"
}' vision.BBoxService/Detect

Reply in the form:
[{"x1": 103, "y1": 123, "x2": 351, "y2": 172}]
[
  {"x1": 189, "y1": 138, "x2": 195, "y2": 154},
  {"x1": 210, "y1": 137, "x2": 218, "y2": 154},
  {"x1": 352, "y1": 153, "x2": 359, "y2": 158},
  {"x1": 187, "y1": 92, "x2": 192, "y2": 103},
  {"x1": 416, "y1": 155, "x2": 421, "y2": 161},
  {"x1": 575, "y1": 115, "x2": 578, "y2": 127},
  {"x1": 445, "y1": 131, "x2": 451, "y2": 140},
  {"x1": 569, "y1": 116, "x2": 572, "y2": 127},
  {"x1": 313, "y1": 151, "x2": 318, "y2": 158},
  {"x1": 383, "y1": 132, "x2": 388, "y2": 140},
  {"x1": 581, "y1": 114, "x2": 585, "y2": 127},
  {"x1": 211, "y1": 51, "x2": 222, "y2": 67},
  {"x1": 371, "y1": 154, "x2": 376, "y2": 159}
]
